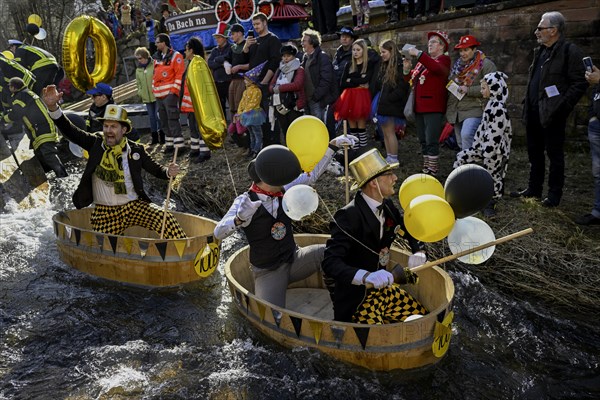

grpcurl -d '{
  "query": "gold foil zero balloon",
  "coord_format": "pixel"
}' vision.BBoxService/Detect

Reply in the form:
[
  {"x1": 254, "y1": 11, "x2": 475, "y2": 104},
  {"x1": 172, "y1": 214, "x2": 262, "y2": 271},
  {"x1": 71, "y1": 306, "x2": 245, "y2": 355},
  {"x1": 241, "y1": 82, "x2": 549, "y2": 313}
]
[
  {"x1": 62, "y1": 15, "x2": 116, "y2": 92},
  {"x1": 28, "y1": 14, "x2": 42, "y2": 27},
  {"x1": 187, "y1": 55, "x2": 227, "y2": 149}
]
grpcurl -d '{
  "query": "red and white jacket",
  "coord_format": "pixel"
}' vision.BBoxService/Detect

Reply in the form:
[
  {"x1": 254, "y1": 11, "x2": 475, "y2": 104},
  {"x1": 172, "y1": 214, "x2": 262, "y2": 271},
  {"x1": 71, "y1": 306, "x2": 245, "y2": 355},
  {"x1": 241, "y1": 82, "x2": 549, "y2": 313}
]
[{"x1": 153, "y1": 48, "x2": 185, "y2": 99}]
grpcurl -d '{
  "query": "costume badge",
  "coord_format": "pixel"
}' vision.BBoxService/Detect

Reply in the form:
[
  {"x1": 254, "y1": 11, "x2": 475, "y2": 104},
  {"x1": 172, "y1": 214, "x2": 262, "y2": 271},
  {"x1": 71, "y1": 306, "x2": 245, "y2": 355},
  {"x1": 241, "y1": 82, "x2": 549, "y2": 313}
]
[
  {"x1": 394, "y1": 225, "x2": 405, "y2": 237},
  {"x1": 132, "y1": 152, "x2": 140, "y2": 160},
  {"x1": 378, "y1": 247, "x2": 390, "y2": 267},
  {"x1": 271, "y1": 222, "x2": 286, "y2": 241},
  {"x1": 419, "y1": 75, "x2": 426, "y2": 85},
  {"x1": 162, "y1": 71, "x2": 167, "y2": 77}
]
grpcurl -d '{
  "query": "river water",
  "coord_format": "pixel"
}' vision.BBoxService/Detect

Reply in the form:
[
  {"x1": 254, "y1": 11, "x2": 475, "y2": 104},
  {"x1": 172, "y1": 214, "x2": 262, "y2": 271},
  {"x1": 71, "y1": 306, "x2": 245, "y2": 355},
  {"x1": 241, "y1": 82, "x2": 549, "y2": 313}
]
[{"x1": 1, "y1": 171, "x2": 599, "y2": 400}]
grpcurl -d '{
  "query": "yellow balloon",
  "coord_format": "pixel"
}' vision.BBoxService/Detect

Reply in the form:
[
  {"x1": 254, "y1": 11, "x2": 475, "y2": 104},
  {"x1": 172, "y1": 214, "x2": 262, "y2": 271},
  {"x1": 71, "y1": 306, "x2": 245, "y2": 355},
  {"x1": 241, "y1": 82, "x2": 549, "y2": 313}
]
[
  {"x1": 28, "y1": 14, "x2": 42, "y2": 27},
  {"x1": 187, "y1": 55, "x2": 227, "y2": 149},
  {"x1": 404, "y1": 194, "x2": 455, "y2": 242},
  {"x1": 399, "y1": 173, "x2": 445, "y2": 210},
  {"x1": 62, "y1": 15, "x2": 116, "y2": 92},
  {"x1": 286, "y1": 115, "x2": 329, "y2": 172},
  {"x1": 1, "y1": 50, "x2": 14, "y2": 60}
]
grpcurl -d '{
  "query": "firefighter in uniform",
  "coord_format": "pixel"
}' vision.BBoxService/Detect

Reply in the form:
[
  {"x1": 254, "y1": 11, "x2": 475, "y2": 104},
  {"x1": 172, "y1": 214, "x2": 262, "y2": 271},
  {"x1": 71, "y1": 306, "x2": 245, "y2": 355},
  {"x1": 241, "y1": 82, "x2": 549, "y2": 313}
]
[
  {"x1": 152, "y1": 33, "x2": 185, "y2": 153},
  {"x1": 9, "y1": 40, "x2": 62, "y2": 95},
  {"x1": 2, "y1": 77, "x2": 67, "y2": 177}
]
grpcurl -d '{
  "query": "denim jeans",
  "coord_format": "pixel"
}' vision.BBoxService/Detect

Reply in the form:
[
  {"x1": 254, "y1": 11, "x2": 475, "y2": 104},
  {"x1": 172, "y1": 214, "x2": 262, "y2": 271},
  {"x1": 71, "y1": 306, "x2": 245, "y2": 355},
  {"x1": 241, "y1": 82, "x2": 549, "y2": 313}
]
[
  {"x1": 588, "y1": 118, "x2": 600, "y2": 218},
  {"x1": 247, "y1": 124, "x2": 263, "y2": 153},
  {"x1": 145, "y1": 101, "x2": 160, "y2": 133},
  {"x1": 455, "y1": 117, "x2": 482, "y2": 150},
  {"x1": 307, "y1": 100, "x2": 326, "y2": 122}
]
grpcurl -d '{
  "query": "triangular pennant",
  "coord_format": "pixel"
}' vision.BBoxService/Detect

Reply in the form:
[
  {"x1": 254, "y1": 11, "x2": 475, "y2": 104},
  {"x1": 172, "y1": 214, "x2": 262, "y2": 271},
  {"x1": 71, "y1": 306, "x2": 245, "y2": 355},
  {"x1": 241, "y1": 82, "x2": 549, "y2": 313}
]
[
  {"x1": 138, "y1": 241, "x2": 149, "y2": 258},
  {"x1": 155, "y1": 241, "x2": 168, "y2": 260},
  {"x1": 257, "y1": 302, "x2": 266, "y2": 321},
  {"x1": 123, "y1": 237, "x2": 133, "y2": 254},
  {"x1": 108, "y1": 235, "x2": 118, "y2": 254},
  {"x1": 174, "y1": 240, "x2": 186, "y2": 258},
  {"x1": 53, "y1": 221, "x2": 58, "y2": 237},
  {"x1": 330, "y1": 325, "x2": 346, "y2": 343},
  {"x1": 353, "y1": 326, "x2": 370, "y2": 350},
  {"x1": 84, "y1": 231, "x2": 94, "y2": 247},
  {"x1": 95, "y1": 234, "x2": 104, "y2": 251},
  {"x1": 437, "y1": 310, "x2": 447, "y2": 323},
  {"x1": 309, "y1": 321, "x2": 323, "y2": 345},
  {"x1": 243, "y1": 294, "x2": 249, "y2": 314},
  {"x1": 65, "y1": 226, "x2": 72, "y2": 240},
  {"x1": 271, "y1": 309, "x2": 282, "y2": 328},
  {"x1": 290, "y1": 316, "x2": 303, "y2": 337},
  {"x1": 74, "y1": 229, "x2": 81, "y2": 246}
]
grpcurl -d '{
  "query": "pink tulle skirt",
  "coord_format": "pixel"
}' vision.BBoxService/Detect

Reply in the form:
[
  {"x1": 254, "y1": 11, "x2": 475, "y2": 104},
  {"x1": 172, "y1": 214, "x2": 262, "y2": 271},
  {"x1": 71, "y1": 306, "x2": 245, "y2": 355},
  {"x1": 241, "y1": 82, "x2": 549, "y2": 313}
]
[{"x1": 334, "y1": 87, "x2": 372, "y2": 121}]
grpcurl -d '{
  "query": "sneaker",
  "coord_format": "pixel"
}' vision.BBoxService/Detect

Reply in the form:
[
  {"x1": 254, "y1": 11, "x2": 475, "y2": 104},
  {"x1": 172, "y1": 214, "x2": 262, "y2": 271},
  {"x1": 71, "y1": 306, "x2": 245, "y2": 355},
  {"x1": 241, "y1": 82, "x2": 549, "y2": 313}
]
[
  {"x1": 483, "y1": 200, "x2": 497, "y2": 218},
  {"x1": 574, "y1": 213, "x2": 600, "y2": 226},
  {"x1": 541, "y1": 197, "x2": 559, "y2": 208},
  {"x1": 189, "y1": 150, "x2": 200, "y2": 158},
  {"x1": 193, "y1": 152, "x2": 211, "y2": 164}
]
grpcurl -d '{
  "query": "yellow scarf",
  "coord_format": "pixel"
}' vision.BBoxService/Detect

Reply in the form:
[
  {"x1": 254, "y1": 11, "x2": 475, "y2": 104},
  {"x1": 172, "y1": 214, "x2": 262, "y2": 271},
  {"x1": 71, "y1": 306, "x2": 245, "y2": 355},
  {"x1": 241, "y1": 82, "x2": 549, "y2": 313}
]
[{"x1": 94, "y1": 138, "x2": 128, "y2": 194}]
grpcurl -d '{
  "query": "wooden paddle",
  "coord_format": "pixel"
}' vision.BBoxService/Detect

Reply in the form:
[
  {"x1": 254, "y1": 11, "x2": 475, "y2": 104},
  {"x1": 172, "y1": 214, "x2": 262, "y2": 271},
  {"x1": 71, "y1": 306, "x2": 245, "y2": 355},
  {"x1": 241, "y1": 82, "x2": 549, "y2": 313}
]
[
  {"x1": 160, "y1": 147, "x2": 179, "y2": 239},
  {"x1": 366, "y1": 228, "x2": 534, "y2": 288},
  {"x1": 343, "y1": 120, "x2": 349, "y2": 204}
]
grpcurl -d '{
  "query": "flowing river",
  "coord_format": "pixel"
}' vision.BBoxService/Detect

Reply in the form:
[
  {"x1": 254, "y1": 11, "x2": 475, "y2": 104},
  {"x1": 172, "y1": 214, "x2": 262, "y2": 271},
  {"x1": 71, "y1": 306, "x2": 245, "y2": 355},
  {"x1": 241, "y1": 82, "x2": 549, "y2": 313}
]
[{"x1": 1, "y1": 171, "x2": 598, "y2": 399}]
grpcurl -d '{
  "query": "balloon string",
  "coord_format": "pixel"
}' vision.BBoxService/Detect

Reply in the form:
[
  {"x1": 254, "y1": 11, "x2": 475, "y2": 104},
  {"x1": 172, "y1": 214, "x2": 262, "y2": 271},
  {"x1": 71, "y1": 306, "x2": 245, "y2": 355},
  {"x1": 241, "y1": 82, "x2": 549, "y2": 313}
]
[
  {"x1": 221, "y1": 141, "x2": 239, "y2": 198},
  {"x1": 317, "y1": 192, "x2": 382, "y2": 260}
]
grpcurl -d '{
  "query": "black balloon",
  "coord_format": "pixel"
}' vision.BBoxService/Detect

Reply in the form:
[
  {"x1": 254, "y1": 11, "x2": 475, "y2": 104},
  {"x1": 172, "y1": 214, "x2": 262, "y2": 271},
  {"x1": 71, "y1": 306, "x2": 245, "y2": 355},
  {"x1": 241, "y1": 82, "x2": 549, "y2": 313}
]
[
  {"x1": 63, "y1": 111, "x2": 87, "y2": 131},
  {"x1": 254, "y1": 145, "x2": 302, "y2": 187},
  {"x1": 444, "y1": 164, "x2": 494, "y2": 218},
  {"x1": 26, "y1": 23, "x2": 40, "y2": 35}
]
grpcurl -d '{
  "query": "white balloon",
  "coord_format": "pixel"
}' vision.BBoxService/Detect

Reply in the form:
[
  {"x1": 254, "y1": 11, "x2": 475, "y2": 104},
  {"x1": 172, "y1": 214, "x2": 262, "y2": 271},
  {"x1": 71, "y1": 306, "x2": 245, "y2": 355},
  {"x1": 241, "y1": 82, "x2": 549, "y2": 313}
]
[
  {"x1": 282, "y1": 184, "x2": 319, "y2": 221},
  {"x1": 69, "y1": 141, "x2": 84, "y2": 158},
  {"x1": 447, "y1": 216, "x2": 496, "y2": 264},
  {"x1": 34, "y1": 28, "x2": 47, "y2": 40}
]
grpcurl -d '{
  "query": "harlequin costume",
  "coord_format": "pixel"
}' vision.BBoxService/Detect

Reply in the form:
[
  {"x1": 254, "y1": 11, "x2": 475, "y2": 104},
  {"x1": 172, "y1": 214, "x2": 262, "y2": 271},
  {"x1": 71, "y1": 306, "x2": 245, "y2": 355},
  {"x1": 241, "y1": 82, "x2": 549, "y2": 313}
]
[{"x1": 48, "y1": 104, "x2": 186, "y2": 239}]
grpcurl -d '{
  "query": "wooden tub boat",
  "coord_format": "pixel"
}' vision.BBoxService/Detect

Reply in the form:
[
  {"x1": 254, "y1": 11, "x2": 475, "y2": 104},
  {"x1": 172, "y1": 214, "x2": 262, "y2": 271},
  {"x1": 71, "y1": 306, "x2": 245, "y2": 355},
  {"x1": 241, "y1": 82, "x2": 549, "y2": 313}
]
[
  {"x1": 225, "y1": 234, "x2": 455, "y2": 371},
  {"x1": 52, "y1": 208, "x2": 220, "y2": 287}
]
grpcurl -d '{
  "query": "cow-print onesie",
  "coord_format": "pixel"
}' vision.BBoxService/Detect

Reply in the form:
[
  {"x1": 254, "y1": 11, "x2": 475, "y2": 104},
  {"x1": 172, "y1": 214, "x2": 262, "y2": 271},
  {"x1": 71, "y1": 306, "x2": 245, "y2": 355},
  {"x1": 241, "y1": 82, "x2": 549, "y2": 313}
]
[{"x1": 454, "y1": 71, "x2": 512, "y2": 199}]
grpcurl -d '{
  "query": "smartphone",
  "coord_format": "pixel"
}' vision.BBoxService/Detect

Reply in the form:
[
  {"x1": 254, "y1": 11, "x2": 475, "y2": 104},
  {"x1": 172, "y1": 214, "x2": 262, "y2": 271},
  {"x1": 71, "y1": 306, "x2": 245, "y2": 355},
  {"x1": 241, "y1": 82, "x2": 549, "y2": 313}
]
[
  {"x1": 247, "y1": 30, "x2": 254, "y2": 38},
  {"x1": 583, "y1": 57, "x2": 594, "y2": 73}
]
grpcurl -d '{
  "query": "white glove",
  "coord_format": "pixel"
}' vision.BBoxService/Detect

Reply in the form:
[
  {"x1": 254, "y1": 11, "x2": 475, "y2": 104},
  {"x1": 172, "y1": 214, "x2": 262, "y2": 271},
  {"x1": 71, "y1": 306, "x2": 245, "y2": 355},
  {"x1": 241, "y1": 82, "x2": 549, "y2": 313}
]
[
  {"x1": 236, "y1": 193, "x2": 262, "y2": 222},
  {"x1": 330, "y1": 134, "x2": 359, "y2": 148},
  {"x1": 408, "y1": 253, "x2": 427, "y2": 268},
  {"x1": 365, "y1": 269, "x2": 394, "y2": 289}
]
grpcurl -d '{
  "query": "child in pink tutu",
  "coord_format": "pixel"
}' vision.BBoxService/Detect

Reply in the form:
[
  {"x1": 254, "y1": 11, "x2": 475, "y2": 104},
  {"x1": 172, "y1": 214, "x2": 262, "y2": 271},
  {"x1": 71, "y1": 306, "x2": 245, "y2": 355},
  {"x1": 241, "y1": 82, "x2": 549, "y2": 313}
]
[
  {"x1": 335, "y1": 39, "x2": 376, "y2": 148},
  {"x1": 237, "y1": 61, "x2": 267, "y2": 158}
]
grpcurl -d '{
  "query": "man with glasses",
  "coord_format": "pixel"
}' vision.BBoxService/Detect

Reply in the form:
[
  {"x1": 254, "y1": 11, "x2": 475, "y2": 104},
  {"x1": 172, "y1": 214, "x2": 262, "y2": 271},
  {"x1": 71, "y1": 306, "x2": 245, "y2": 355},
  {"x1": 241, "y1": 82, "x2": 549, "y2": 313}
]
[
  {"x1": 322, "y1": 149, "x2": 427, "y2": 324},
  {"x1": 512, "y1": 11, "x2": 587, "y2": 208},
  {"x1": 86, "y1": 83, "x2": 114, "y2": 133}
]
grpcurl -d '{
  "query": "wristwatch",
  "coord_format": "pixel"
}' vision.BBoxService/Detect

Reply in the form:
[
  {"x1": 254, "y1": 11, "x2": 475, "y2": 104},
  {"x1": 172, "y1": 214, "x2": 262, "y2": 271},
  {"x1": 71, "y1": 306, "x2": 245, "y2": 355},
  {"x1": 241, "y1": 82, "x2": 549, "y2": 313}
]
[{"x1": 362, "y1": 272, "x2": 371, "y2": 285}]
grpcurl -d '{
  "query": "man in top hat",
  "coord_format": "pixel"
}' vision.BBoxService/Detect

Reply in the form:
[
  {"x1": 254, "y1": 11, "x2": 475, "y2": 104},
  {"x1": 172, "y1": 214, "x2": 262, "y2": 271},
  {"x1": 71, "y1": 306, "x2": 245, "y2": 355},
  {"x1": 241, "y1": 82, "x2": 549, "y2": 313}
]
[
  {"x1": 86, "y1": 83, "x2": 115, "y2": 133},
  {"x1": 322, "y1": 148, "x2": 428, "y2": 324},
  {"x1": 9, "y1": 39, "x2": 63, "y2": 95},
  {"x1": 214, "y1": 135, "x2": 357, "y2": 308},
  {"x1": 208, "y1": 22, "x2": 233, "y2": 124},
  {"x1": 2, "y1": 77, "x2": 67, "y2": 178},
  {"x1": 41, "y1": 85, "x2": 187, "y2": 239}
]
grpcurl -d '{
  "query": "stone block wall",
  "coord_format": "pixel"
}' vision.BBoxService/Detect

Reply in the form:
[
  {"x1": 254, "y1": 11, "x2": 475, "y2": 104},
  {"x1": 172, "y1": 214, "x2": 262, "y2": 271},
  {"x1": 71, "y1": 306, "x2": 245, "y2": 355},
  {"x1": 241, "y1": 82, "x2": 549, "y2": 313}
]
[{"x1": 320, "y1": 0, "x2": 600, "y2": 146}]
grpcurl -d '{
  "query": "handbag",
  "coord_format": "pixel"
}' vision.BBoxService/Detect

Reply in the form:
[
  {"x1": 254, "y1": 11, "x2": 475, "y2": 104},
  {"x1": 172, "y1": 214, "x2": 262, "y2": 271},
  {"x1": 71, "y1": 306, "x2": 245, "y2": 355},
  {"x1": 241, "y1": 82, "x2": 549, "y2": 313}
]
[{"x1": 404, "y1": 88, "x2": 415, "y2": 123}]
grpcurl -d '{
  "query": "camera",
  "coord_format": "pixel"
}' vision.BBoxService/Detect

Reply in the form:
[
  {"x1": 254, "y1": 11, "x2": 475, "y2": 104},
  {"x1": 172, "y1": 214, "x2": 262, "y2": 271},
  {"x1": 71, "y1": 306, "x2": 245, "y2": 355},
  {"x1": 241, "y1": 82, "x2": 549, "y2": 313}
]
[{"x1": 583, "y1": 57, "x2": 594, "y2": 73}]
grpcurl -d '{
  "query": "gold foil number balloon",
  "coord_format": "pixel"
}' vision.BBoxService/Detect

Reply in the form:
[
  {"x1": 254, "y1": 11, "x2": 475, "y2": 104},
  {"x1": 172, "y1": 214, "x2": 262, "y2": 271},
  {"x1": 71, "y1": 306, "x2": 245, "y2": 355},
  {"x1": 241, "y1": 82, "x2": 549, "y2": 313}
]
[
  {"x1": 62, "y1": 15, "x2": 116, "y2": 92},
  {"x1": 187, "y1": 55, "x2": 226, "y2": 149}
]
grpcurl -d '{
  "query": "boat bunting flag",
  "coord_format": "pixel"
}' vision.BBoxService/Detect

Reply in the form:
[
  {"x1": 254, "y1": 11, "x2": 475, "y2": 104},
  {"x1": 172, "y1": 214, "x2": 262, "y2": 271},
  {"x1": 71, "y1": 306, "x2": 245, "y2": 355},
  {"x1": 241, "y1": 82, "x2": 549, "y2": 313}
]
[
  {"x1": 95, "y1": 234, "x2": 104, "y2": 251},
  {"x1": 74, "y1": 229, "x2": 81, "y2": 246},
  {"x1": 123, "y1": 237, "x2": 133, "y2": 254},
  {"x1": 108, "y1": 235, "x2": 118, "y2": 254},
  {"x1": 271, "y1": 309, "x2": 282, "y2": 327},
  {"x1": 155, "y1": 242, "x2": 168, "y2": 260},
  {"x1": 290, "y1": 316, "x2": 302, "y2": 338},
  {"x1": 330, "y1": 325, "x2": 346, "y2": 343},
  {"x1": 174, "y1": 240, "x2": 187, "y2": 258},
  {"x1": 138, "y1": 241, "x2": 149, "y2": 258},
  {"x1": 353, "y1": 326, "x2": 370, "y2": 350},
  {"x1": 308, "y1": 321, "x2": 323, "y2": 345},
  {"x1": 257, "y1": 302, "x2": 266, "y2": 321},
  {"x1": 65, "y1": 225, "x2": 72, "y2": 240}
]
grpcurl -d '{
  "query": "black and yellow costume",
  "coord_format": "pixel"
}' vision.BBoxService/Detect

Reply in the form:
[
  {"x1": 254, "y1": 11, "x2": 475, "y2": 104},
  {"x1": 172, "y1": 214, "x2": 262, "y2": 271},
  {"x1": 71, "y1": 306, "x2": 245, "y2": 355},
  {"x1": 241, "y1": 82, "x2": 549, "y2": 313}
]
[
  {"x1": 51, "y1": 111, "x2": 186, "y2": 239},
  {"x1": 2, "y1": 85, "x2": 67, "y2": 177},
  {"x1": 14, "y1": 44, "x2": 62, "y2": 94},
  {"x1": 0, "y1": 55, "x2": 36, "y2": 110}
]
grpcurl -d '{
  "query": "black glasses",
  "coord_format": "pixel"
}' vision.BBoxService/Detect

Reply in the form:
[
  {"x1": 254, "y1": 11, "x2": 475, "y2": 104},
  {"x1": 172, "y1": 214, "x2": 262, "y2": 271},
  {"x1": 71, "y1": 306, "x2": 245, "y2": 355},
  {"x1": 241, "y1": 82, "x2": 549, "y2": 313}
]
[{"x1": 535, "y1": 26, "x2": 554, "y2": 31}]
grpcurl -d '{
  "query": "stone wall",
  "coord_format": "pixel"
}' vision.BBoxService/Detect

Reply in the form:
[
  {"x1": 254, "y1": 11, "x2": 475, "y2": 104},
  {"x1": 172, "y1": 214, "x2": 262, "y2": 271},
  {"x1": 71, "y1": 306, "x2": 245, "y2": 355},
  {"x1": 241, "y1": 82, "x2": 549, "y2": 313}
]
[{"x1": 320, "y1": 0, "x2": 600, "y2": 146}]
